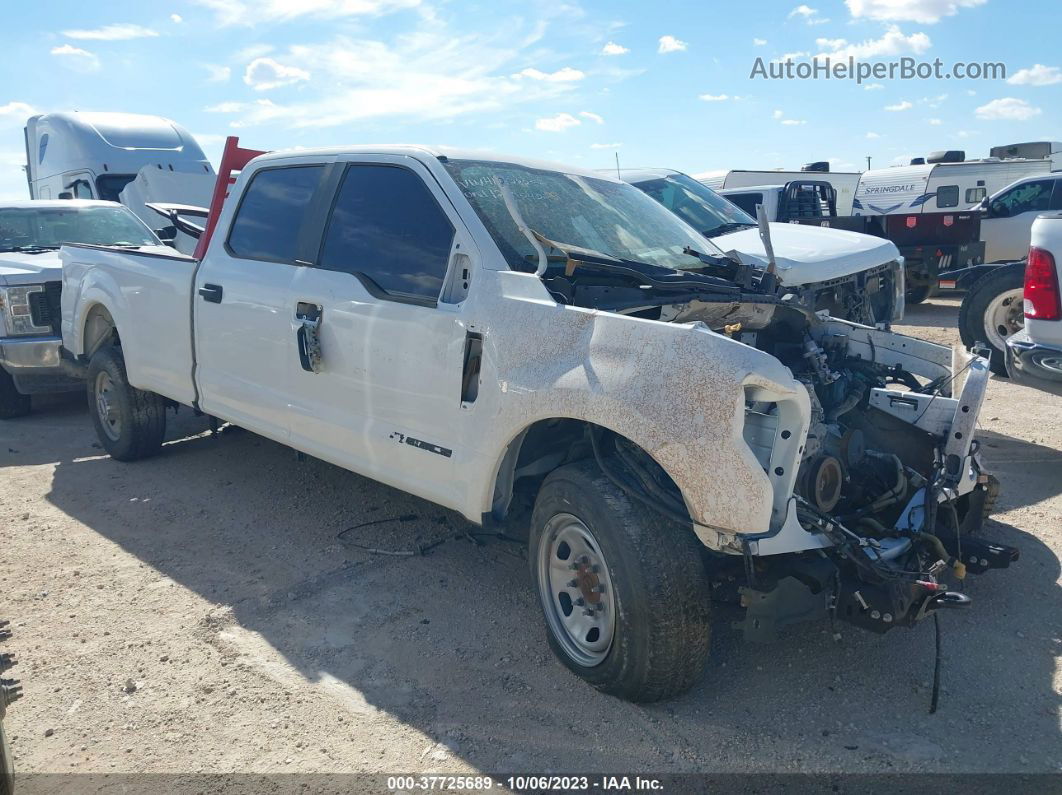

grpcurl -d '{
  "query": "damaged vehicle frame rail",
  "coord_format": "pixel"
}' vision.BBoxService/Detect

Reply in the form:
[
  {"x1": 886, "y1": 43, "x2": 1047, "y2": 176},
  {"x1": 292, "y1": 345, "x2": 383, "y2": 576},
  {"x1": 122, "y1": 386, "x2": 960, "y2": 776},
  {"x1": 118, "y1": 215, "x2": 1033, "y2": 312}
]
[{"x1": 59, "y1": 140, "x2": 1017, "y2": 702}]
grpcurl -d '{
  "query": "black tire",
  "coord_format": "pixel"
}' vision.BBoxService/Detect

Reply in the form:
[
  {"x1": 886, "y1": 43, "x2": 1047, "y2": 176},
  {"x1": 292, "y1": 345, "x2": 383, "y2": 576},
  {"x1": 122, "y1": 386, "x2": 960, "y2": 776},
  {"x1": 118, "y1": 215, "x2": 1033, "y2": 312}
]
[
  {"x1": 958, "y1": 263, "x2": 1026, "y2": 377},
  {"x1": 906, "y1": 284, "x2": 935, "y2": 305},
  {"x1": 529, "y1": 460, "x2": 711, "y2": 702},
  {"x1": 86, "y1": 346, "x2": 166, "y2": 461},
  {"x1": 0, "y1": 367, "x2": 31, "y2": 420}
]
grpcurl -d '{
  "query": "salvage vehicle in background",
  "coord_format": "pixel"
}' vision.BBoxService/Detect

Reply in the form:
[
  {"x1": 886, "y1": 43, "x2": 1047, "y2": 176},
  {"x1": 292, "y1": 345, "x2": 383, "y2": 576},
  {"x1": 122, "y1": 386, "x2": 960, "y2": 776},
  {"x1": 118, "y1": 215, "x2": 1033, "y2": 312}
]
[
  {"x1": 696, "y1": 162, "x2": 862, "y2": 214},
  {"x1": 0, "y1": 201, "x2": 165, "y2": 418},
  {"x1": 717, "y1": 179, "x2": 984, "y2": 305},
  {"x1": 24, "y1": 111, "x2": 215, "y2": 254},
  {"x1": 1006, "y1": 214, "x2": 1062, "y2": 396},
  {"x1": 60, "y1": 140, "x2": 1015, "y2": 702},
  {"x1": 620, "y1": 169, "x2": 904, "y2": 326}
]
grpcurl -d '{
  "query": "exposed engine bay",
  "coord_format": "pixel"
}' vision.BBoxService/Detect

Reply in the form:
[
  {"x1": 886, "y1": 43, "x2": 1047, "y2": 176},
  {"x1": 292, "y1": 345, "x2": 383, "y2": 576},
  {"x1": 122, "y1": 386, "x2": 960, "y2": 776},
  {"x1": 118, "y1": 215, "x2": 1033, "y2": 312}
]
[{"x1": 534, "y1": 238, "x2": 1019, "y2": 639}]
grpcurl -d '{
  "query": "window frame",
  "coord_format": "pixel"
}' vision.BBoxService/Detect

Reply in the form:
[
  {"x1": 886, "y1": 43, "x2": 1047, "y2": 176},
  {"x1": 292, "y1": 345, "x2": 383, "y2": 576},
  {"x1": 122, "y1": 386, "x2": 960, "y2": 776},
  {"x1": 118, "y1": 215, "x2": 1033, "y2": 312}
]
[
  {"x1": 224, "y1": 163, "x2": 327, "y2": 266},
  {"x1": 311, "y1": 161, "x2": 459, "y2": 309},
  {"x1": 991, "y1": 179, "x2": 1056, "y2": 218},
  {"x1": 936, "y1": 185, "x2": 959, "y2": 208},
  {"x1": 965, "y1": 187, "x2": 986, "y2": 204}
]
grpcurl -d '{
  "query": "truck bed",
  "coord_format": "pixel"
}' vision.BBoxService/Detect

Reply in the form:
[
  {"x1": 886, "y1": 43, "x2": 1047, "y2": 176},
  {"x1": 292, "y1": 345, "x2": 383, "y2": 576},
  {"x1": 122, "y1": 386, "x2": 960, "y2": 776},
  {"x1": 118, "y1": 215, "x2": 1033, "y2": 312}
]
[{"x1": 60, "y1": 243, "x2": 199, "y2": 405}]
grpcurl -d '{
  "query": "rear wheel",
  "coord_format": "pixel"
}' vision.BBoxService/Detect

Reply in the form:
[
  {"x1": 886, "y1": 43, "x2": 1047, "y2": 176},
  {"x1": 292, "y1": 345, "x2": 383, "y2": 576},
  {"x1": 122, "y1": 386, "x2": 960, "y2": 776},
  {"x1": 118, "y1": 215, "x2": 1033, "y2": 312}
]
[
  {"x1": 0, "y1": 368, "x2": 31, "y2": 420},
  {"x1": 959, "y1": 263, "x2": 1026, "y2": 376},
  {"x1": 86, "y1": 346, "x2": 166, "y2": 461},
  {"x1": 906, "y1": 284, "x2": 935, "y2": 305},
  {"x1": 529, "y1": 460, "x2": 711, "y2": 702}
]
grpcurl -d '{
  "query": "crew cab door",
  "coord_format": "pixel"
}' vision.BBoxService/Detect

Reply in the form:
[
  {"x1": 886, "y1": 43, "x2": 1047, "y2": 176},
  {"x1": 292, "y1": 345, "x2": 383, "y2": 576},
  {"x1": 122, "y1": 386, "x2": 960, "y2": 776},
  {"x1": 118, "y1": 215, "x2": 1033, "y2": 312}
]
[
  {"x1": 193, "y1": 160, "x2": 327, "y2": 440},
  {"x1": 982, "y1": 178, "x2": 1062, "y2": 262},
  {"x1": 284, "y1": 155, "x2": 479, "y2": 510}
]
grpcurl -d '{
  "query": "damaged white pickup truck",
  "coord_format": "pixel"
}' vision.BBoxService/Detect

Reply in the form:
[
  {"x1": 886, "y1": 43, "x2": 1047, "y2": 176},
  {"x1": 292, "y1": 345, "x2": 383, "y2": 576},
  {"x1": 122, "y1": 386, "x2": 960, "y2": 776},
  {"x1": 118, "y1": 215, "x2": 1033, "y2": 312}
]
[{"x1": 60, "y1": 146, "x2": 1016, "y2": 702}]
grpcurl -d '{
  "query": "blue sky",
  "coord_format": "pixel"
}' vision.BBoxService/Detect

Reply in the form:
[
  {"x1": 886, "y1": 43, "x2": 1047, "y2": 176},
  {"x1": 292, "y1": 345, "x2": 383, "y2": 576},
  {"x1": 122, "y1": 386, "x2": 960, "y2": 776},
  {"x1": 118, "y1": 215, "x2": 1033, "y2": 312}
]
[{"x1": 0, "y1": 0, "x2": 1059, "y2": 198}]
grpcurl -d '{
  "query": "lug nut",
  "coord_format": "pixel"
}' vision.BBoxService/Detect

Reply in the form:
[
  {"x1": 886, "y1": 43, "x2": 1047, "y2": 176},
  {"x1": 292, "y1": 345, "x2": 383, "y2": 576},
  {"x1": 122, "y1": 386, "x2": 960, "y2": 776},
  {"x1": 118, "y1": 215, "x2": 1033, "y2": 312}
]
[
  {"x1": 567, "y1": 579, "x2": 578, "y2": 589},
  {"x1": 883, "y1": 613, "x2": 893, "y2": 623},
  {"x1": 592, "y1": 585, "x2": 606, "y2": 594},
  {"x1": 1, "y1": 678, "x2": 22, "y2": 708},
  {"x1": 575, "y1": 597, "x2": 585, "y2": 607},
  {"x1": 870, "y1": 610, "x2": 881, "y2": 620},
  {"x1": 590, "y1": 564, "x2": 601, "y2": 574},
  {"x1": 568, "y1": 562, "x2": 580, "y2": 571},
  {"x1": 582, "y1": 609, "x2": 595, "y2": 617}
]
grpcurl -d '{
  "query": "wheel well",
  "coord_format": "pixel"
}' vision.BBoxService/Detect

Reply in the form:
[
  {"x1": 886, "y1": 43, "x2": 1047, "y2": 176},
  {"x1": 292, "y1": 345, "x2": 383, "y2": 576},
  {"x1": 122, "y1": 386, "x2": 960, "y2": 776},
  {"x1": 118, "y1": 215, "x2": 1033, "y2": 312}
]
[
  {"x1": 489, "y1": 419, "x2": 689, "y2": 525},
  {"x1": 82, "y1": 304, "x2": 120, "y2": 358}
]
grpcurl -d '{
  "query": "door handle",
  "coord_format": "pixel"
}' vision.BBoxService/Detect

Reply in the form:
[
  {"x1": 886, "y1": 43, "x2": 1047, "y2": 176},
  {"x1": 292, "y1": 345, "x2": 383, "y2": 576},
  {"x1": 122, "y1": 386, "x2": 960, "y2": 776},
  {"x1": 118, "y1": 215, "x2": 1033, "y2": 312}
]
[
  {"x1": 295, "y1": 303, "x2": 323, "y2": 373},
  {"x1": 198, "y1": 283, "x2": 223, "y2": 303}
]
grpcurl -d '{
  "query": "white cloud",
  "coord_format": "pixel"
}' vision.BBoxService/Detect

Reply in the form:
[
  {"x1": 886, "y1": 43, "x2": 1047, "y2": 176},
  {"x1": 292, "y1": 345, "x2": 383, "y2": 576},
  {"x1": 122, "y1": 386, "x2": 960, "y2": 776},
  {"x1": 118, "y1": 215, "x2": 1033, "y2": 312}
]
[
  {"x1": 0, "y1": 102, "x2": 37, "y2": 124},
  {"x1": 816, "y1": 37, "x2": 847, "y2": 50},
  {"x1": 535, "y1": 112, "x2": 581, "y2": 132},
  {"x1": 866, "y1": 131, "x2": 881, "y2": 138},
  {"x1": 775, "y1": 51, "x2": 810, "y2": 62},
  {"x1": 590, "y1": 142, "x2": 621, "y2": 149},
  {"x1": 601, "y1": 41, "x2": 629, "y2": 56},
  {"x1": 975, "y1": 97, "x2": 1042, "y2": 121},
  {"x1": 781, "y1": 118, "x2": 806, "y2": 125},
  {"x1": 815, "y1": 25, "x2": 930, "y2": 59},
  {"x1": 243, "y1": 57, "x2": 311, "y2": 90},
  {"x1": 773, "y1": 109, "x2": 784, "y2": 119},
  {"x1": 1007, "y1": 64, "x2": 1062, "y2": 87},
  {"x1": 928, "y1": 118, "x2": 942, "y2": 125},
  {"x1": 579, "y1": 111, "x2": 604, "y2": 124},
  {"x1": 788, "y1": 4, "x2": 817, "y2": 18},
  {"x1": 753, "y1": 38, "x2": 767, "y2": 46},
  {"x1": 845, "y1": 0, "x2": 986, "y2": 24},
  {"x1": 205, "y1": 101, "x2": 248, "y2": 113},
  {"x1": 699, "y1": 93, "x2": 730, "y2": 101},
  {"x1": 171, "y1": 13, "x2": 183, "y2": 23},
  {"x1": 864, "y1": 82, "x2": 885, "y2": 90},
  {"x1": 885, "y1": 100, "x2": 913, "y2": 111},
  {"x1": 50, "y1": 44, "x2": 100, "y2": 71},
  {"x1": 191, "y1": 0, "x2": 422, "y2": 25},
  {"x1": 205, "y1": 64, "x2": 232, "y2": 82},
  {"x1": 514, "y1": 67, "x2": 585, "y2": 83},
  {"x1": 62, "y1": 23, "x2": 159, "y2": 40},
  {"x1": 658, "y1": 35, "x2": 687, "y2": 54}
]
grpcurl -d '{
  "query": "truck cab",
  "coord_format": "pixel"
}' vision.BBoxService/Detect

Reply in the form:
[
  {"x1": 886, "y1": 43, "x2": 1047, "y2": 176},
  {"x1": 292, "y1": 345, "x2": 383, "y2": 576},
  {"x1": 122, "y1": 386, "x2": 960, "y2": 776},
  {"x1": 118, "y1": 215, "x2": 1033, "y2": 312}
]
[{"x1": 981, "y1": 174, "x2": 1062, "y2": 263}]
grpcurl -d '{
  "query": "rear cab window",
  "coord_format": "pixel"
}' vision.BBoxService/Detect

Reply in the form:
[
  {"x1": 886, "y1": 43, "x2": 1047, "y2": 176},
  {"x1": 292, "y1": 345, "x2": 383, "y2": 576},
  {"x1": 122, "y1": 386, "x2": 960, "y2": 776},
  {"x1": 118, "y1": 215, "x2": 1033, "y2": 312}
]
[{"x1": 227, "y1": 165, "x2": 325, "y2": 262}]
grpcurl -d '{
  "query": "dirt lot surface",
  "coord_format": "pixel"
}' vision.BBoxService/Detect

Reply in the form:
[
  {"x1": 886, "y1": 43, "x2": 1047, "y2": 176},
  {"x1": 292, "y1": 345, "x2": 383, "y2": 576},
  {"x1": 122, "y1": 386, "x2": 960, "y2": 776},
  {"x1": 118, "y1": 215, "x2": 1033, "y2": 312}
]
[{"x1": 2, "y1": 297, "x2": 1060, "y2": 784}]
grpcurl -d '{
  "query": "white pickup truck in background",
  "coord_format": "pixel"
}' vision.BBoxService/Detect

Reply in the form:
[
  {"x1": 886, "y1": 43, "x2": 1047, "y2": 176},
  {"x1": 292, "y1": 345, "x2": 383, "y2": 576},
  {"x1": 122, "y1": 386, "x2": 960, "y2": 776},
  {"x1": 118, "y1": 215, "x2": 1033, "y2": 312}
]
[
  {"x1": 1006, "y1": 213, "x2": 1062, "y2": 396},
  {"x1": 619, "y1": 169, "x2": 904, "y2": 326},
  {"x1": 59, "y1": 143, "x2": 1014, "y2": 702},
  {"x1": 0, "y1": 200, "x2": 165, "y2": 418}
]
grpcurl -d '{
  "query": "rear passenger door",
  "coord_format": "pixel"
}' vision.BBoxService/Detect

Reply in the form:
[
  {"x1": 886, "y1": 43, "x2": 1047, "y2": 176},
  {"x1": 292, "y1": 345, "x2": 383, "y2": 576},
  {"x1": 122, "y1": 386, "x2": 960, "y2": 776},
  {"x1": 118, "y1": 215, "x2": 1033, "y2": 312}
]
[
  {"x1": 982, "y1": 178, "x2": 1057, "y2": 262},
  {"x1": 285, "y1": 155, "x2": 477, "y2": 510},
  {"x1": 194, "y1": 160, "x2": 326, "y2": 439}
]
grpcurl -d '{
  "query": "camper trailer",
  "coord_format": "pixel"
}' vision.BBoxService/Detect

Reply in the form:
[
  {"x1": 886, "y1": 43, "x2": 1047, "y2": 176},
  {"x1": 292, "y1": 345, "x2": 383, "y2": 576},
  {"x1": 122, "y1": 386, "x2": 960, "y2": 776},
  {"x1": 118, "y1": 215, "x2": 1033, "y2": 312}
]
[
  {"x1": 852, "y1": 142, "x2": 1062, "y2": 217},
  {"x1": 23, "y1": 112, "x2": 216, "y2": 252},
  {"x1": 696, "y1": 164, "x2": 862, "y2": 215}
]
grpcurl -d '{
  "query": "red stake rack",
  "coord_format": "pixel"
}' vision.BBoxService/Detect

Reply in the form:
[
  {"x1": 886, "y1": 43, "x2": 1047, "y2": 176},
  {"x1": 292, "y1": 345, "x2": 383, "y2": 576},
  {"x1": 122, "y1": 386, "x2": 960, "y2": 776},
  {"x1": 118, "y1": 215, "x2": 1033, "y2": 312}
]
[{"x1": 192, "y1": 136, "x2": 268, "y2": 260}]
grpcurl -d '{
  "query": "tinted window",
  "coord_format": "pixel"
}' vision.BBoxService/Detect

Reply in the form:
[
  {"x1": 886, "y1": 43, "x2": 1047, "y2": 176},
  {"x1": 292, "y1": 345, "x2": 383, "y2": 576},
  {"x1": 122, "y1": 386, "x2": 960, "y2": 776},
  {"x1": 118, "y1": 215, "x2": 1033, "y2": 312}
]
[
  {"x1": 633, "y1": 175, "x2": 755, "y2": 237},
  {"x1": 965, "y1": 187, "x2": 986, "y2": 204},
  {"x1": 936, "y1": 185, "x2": 959, "y2": 208},
  {"x1": 318, "y1": 165, "x2": 455, "y2": 302},
  {"x1": 991, "y1": 179, "x2": 1054, "y2": 217},
  {"x1": 1052, "y1": 180, "x2": 1062, "y2": 211},
  {"x1": 95, "y1": 174, "x2": 137, "y2": 202},
  {"x1": 228, "y1": 166, "x2": 323, "y2": 262},
  {"x1": 38, "y1": 134, "x2": 49, "y2": 164},
  {"x1": 726, "y1": 192, "x2": 763, "y2": 217}
]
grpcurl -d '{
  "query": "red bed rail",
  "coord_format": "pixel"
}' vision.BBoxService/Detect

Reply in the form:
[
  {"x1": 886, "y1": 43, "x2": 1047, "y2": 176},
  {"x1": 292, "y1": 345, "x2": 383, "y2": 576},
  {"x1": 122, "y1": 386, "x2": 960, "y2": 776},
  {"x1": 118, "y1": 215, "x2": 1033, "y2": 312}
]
[{"x1": 192, "y1": 136, "x2": 268, "y2": 260}]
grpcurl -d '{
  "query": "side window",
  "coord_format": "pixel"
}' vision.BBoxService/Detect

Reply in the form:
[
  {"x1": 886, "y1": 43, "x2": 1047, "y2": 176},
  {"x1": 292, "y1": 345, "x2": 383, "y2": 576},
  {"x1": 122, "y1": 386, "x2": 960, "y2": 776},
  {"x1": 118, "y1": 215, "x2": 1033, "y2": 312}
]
[
  {"x1": 38, "y1": 134, "x2": 49, "y2": 164},
  {"x1": 318, "y1": 165, "x2": 455, "y2": 304},
  {"x1": 936, "y1": 185, "x2": 959, "y2": 208},
  {"x1": 991, "y1": 179, "x2": 1054, "y2": 218},
  {"x1": 227, "y1": 165, "x2": 324, "y2": 262},
  {"x1": 727, "y1": 193, "x2": 762, "y2": 217},
  {"x1": 965, "y1": 187, "x2": 986, "y2": 204},
  {"x1": 1051, "y1": 179, "x2": 1062, "y2": 211}
]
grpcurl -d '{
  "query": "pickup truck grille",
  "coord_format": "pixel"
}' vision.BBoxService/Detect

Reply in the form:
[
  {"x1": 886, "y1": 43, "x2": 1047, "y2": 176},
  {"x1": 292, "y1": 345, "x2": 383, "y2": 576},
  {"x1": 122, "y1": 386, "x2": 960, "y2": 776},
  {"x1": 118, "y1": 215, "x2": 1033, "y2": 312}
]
[{"x1": 28, "y1": 282, "x2": 63, "y2": 336}]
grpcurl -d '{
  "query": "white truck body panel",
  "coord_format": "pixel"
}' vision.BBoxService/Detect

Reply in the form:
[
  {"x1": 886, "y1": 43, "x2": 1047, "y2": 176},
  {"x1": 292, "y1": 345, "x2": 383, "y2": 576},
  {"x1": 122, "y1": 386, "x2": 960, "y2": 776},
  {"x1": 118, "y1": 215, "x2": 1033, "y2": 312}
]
[
  {"x1": 697, "y1": 170, "x2": 861, "y2": 215},
  {"x1": 118, "y1": 169, "x2": 216, "y2": 255},
  {"x1": 980, "y1": 174, "x2": 1062, "y2": 263}
]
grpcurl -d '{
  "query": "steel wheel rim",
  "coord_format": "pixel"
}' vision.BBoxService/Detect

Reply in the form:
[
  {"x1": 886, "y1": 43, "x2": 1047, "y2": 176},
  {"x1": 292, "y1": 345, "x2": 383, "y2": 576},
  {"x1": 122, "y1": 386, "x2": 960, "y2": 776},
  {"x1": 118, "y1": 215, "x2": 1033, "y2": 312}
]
[
  {"x1": 94, "y1": 371, "x2": 121, "y2": 442},
  {"x1": 983, "y1": 288, "x2": 1025, "y2": 352},
  {"x1": 537, "y1": 513, "x2": 616, "y2": 667}
]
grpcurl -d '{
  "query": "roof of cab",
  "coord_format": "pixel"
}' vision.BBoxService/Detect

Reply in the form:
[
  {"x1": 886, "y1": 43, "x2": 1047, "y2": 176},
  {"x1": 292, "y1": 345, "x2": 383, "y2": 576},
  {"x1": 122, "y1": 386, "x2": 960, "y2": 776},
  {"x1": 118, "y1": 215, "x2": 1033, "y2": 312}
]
[{"x1": 247, "y1": 145, "x2": 625, "y2": 183}]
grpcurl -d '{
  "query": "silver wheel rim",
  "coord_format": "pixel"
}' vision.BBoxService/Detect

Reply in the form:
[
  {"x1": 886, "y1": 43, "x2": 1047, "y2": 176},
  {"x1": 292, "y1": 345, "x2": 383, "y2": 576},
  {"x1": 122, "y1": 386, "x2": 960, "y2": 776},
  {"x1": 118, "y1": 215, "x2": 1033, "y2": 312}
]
[
  {"x1": 537, "y1": 513, "x2": 616, "y2": 667},
  {"x1": 983, "y1": 288, "x2": 1025, "y2": 352},
  {"x1": 94, "y1": 371, "x2": 121, "y2": 442}
]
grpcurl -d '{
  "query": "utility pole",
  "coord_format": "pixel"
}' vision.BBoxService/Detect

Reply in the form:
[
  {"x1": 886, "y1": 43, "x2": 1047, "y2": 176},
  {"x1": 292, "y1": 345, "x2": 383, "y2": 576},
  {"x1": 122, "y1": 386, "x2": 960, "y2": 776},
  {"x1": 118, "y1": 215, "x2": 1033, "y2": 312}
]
[{"x1": 866, "y1": 155, "x2": 872, "y2": 171}]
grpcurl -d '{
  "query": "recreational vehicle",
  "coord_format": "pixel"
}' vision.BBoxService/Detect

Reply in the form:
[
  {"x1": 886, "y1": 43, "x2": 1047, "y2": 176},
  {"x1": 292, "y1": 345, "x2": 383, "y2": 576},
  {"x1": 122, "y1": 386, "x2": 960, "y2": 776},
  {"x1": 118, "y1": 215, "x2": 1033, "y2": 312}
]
[{"x1": 696, "y1": 164, "x2": 861, "y2": 215}]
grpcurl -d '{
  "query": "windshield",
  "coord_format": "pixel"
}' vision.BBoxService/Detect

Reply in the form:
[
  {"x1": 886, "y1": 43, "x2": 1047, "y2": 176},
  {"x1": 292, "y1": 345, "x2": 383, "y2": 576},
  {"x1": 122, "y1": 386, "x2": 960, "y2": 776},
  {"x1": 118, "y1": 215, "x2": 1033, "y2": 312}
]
[
  {"x1": 631, "y1": 174, "x2": 757, "y2": 238},
  {"x1": 443, "y1": 159, "x2": 723, "y2": 272},
  {"x1": 0, "y1": 206, "x2": 159, "y2": 252}
]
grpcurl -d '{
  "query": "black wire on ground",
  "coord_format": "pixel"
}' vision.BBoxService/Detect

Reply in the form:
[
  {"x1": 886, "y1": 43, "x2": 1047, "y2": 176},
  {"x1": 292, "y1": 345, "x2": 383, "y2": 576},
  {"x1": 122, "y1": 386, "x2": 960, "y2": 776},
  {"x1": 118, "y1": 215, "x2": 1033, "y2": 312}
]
[{"x1": 930, "y1": 612, "x2": 943, "y2": 714}]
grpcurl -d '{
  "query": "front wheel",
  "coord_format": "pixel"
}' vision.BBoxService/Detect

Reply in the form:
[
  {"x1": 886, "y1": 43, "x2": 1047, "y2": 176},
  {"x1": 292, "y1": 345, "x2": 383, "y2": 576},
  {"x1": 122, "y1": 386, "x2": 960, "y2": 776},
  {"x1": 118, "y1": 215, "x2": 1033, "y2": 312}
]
[
  {"x1": 530, "y1": 460, "x2": 711, "y2": 702},
  {"x1": 958, "y1": 263, "x2": 1026, "y2": 376},
  {"x1": 0, "y1": 367, "x2": 31, "y2": 419},
  {"x1": 86, "y1": 346, "x2": 167, "y2": 461}
]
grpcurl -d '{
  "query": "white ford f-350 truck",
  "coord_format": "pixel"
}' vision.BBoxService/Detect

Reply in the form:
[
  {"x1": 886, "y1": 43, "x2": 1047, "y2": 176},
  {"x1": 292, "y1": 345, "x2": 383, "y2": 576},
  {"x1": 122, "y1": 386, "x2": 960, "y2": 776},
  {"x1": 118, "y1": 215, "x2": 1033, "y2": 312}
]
[{"x1": 60, "y1": 144, "x2": 1014, "y2": 701}]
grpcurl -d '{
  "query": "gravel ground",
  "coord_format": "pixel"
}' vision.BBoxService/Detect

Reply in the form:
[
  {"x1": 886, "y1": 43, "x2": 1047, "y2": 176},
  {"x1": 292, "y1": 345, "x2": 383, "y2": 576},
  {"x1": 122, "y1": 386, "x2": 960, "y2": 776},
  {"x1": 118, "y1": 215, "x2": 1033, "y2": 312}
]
[{"x1": 1, "y1": 296, "x2": 1059, "y2": 783}]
